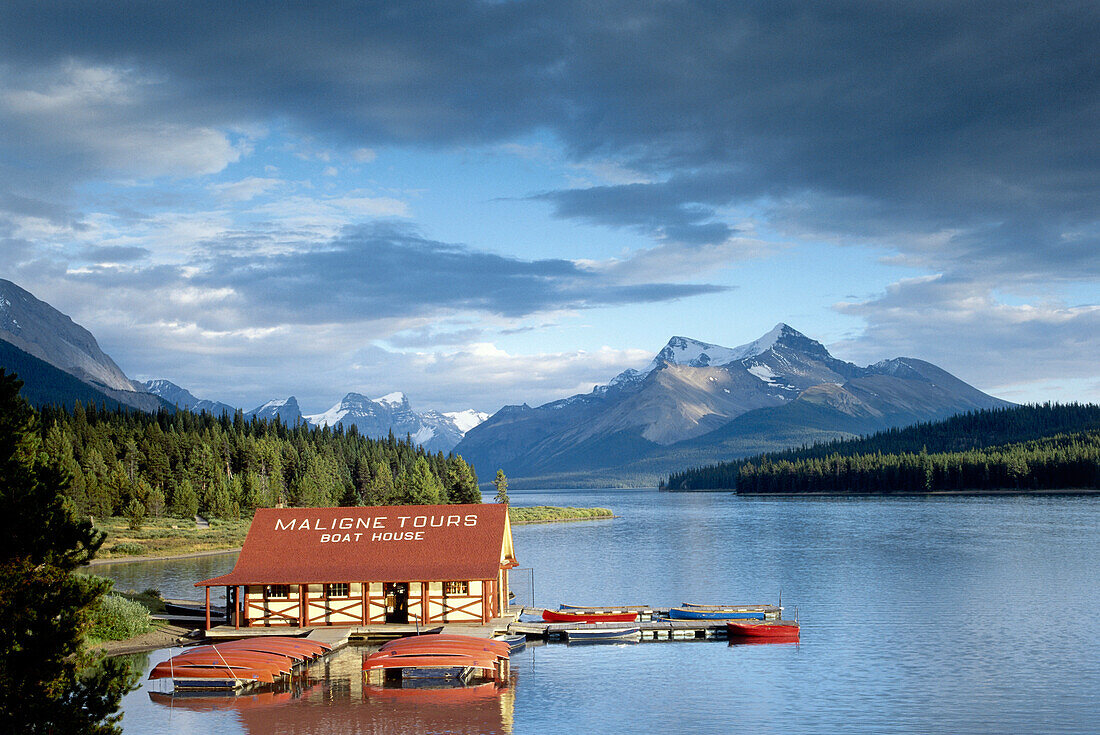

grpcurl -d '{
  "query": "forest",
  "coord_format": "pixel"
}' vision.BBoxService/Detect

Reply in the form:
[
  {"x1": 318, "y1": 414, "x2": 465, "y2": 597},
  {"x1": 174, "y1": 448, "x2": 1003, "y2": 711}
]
[
  {"x1": 666, "y1": 403, "x2": 1100, "y2": 493},
  {"x1": 36, "y1": 401, "x2": 483, "y2": 521}
]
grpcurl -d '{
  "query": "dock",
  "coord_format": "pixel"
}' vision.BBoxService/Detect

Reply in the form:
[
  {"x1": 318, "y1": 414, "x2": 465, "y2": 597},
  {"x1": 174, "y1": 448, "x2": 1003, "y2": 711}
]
[
  {"x1": 507, "y1": 605, "x2": 782, "y2": 642},
  {"x1": 196, "y1": 603, "x2": 783, "y2": 647}
]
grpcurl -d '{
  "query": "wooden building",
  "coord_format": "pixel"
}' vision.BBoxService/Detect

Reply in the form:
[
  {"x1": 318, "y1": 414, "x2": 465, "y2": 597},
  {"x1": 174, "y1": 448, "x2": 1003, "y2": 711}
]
[{"x1": 196, "y1": 503, "x2": 517, "y2": 629}]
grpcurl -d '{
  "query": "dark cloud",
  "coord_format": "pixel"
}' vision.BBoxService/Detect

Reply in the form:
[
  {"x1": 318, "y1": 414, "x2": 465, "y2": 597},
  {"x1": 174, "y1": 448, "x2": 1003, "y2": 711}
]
[
  {"x1": 79, "y1": 245, "x2": 150, "y2": 263},
  {"x1": 2, "y1": 1, "x2": 1097, "y2": 280},
  {"x1": 191, "y1": 223, "x2": 728, "y2": 324}
]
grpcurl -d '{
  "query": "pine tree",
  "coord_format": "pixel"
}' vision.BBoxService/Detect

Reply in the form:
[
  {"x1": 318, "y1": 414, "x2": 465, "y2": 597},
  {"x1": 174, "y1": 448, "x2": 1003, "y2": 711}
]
[
  {"x1": 0, "y1": 370, "x2": 135, "y2": 733},
  {"x1": 493, "y1": 469, "x2": 509, "y2": 504}
]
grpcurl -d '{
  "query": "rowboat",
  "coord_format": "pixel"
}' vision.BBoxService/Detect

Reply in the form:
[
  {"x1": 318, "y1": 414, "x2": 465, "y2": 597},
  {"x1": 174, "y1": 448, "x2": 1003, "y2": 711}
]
[
  {"x1": 564, "y1": 627, "x2": 642, "y2": 643},
  {"x1": 542, "y1": 608, "x2": 639, "y2": 623},
  {"x1": 493, "y1": 634, "x2": 527, "y2": 652},
  {"x1": 725, "y1": 620, "x2": 800, "y2": 641},
  {"x1": 667, "y1": 607, "x2": 766, "y2": 620},
  {"x1": 559, "y1": 603, "x2": 649, "y2": 611},
  {"x1": 681, "y1": 602, "x2": 774, "y2": 610}
]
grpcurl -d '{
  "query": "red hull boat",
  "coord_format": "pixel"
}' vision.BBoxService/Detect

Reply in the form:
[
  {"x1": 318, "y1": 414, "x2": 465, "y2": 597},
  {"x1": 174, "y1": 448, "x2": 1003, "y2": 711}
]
[
  {"x1": 542, "y1": 609, "x2": 639, "y2": 623},
  {"x1": 725, "y1": 620, "x2": 800, "y2": 641}
]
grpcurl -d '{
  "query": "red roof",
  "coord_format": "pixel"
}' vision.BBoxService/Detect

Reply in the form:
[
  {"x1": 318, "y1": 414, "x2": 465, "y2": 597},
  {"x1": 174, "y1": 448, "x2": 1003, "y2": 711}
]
[{"x1": 197, "y1": 504, "x2": 514, "y2": 587}]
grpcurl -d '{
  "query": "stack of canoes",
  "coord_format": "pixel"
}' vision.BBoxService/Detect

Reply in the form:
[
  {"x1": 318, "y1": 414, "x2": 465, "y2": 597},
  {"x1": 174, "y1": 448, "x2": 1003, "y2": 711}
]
[
  {"x1": 726, "y1": 619, "x2": 800, "y2": 642},
  {"x1": 148, "y1": 637, "x2": 330, "y2": 691},
  {"x1": 362, "y1": 634, "x2": 512, "y2": 685}
]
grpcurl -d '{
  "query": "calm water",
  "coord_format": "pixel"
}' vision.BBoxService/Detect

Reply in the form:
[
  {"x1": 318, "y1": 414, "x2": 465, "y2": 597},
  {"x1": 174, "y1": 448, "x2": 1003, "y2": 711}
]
[{"x1": 101, "y1": 489, "x2": 1100, "y2": 734}]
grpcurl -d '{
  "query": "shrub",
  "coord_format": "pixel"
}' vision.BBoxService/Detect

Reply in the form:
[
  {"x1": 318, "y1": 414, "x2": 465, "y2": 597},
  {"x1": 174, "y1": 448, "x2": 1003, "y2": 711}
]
[
  {"x1": 87, "y1": 594, "x2": 151, "y2": 641},
  {"x1": 111, "y1": 542, "x2": 144, "y2": 556}
]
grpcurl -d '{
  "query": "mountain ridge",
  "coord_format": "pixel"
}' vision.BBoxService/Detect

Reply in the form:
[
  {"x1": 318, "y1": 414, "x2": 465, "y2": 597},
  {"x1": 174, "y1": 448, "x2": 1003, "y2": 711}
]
[{"x1": 454, "y1": 324, "x2": 1012, "y2": 483}]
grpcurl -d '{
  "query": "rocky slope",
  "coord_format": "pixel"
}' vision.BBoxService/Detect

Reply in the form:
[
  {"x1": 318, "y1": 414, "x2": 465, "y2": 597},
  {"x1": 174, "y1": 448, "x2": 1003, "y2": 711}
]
[{"x1": 455, "y1": 324, "x2": 1012, "y2": 481}]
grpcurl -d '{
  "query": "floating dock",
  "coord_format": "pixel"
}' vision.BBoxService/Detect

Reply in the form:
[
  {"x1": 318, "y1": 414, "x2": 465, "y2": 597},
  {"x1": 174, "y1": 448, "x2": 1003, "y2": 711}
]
[{"x1": 507, "y1": 605, "x2": 782, "y2": 641}]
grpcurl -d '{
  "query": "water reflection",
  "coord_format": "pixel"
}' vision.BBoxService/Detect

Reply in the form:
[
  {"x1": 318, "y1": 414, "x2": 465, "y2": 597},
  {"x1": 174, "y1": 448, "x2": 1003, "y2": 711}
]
[{"x1": 145, "y1": 646, "x2": 515, "y2": 735}]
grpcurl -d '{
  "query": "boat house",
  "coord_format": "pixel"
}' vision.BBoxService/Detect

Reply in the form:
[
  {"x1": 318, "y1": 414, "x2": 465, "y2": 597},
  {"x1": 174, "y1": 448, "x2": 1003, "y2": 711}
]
[{"x1": 196, "y1": 503, "x2": 517, "y2": 629}]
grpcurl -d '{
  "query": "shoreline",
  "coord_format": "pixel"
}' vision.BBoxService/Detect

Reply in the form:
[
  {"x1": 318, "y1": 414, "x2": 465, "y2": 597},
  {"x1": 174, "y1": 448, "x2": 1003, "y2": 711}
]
[
  {"x1": 96, "y1": 624, "x2": 195, "y2": 657},
  {"x1": 86, "y1": 547, "x2": 241, "y2": 567},
  {"x1": 732, "y1": 487, "x2": 1100, "y2": 497},
  {"x1": 510, "y1": 514, "x2": 617, "y2": 524}
]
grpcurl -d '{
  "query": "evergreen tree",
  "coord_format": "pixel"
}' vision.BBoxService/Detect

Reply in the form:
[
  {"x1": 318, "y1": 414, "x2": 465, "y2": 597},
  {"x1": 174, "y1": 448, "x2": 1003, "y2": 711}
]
[
  {"x1": 493, "y1": 469, "x2": 509, "y2": 504},
  {"x1": 0, "y1": 370, "x2": 135, "y2": 733}
]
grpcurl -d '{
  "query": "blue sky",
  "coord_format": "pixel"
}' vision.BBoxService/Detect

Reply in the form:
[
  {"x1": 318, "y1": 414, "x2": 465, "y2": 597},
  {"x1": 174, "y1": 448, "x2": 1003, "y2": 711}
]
[{"x1": 1, "y1": 1, "x2": 1097, "y2": 414}]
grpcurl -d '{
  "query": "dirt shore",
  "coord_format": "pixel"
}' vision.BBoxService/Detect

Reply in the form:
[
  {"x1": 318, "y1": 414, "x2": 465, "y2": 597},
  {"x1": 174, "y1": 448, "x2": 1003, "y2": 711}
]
[{"x1": 96, "y1": 624, "x2": 198, "y2": 657}]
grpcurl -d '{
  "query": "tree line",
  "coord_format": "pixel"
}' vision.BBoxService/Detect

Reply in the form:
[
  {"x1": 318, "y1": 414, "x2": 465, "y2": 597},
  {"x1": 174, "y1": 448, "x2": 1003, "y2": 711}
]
[
  {"x1": 666, "y1": 403, "x2": 1100, "y2": 492},
  {"x1": 37, "y1": 400, "x2": 483, "y2": 521}
]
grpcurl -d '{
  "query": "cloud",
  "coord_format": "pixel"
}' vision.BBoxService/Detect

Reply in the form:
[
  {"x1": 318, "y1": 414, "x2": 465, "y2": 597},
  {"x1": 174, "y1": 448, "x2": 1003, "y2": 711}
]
[
  {"x1": 833, "y1": 275, "x2": 1100, "y2": 397},
  {"x1": 209, "y1": 177, "x2": 283, "y2": 202},
  {"x1": 4, "y1": 2, "x2": 1093, "y2": 284},
  {"x1": 78, "y1": 245, "x2": 150, "y2": 263},
  {"x1": 1, "y1": 62, "x2": 241, "y2": 182},
  {"x1": 191, "y1": 222, "x2": 728, "y2": 325}
]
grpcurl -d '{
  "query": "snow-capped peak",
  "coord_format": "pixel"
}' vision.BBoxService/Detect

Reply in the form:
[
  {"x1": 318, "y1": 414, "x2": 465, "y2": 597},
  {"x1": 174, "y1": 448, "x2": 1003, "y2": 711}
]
[
  {"x1": 443, "y1": 409, "x2": 490, "y2": 434},
  {"x1": 376, "y1": 391, "x2": 408, "y2": 407},
  {"x1": 257, "y1": 397, "x2": 290, "y2": 410},
  {"x1": 648, "y1": 324, "x2": 801, "y2": 372}
]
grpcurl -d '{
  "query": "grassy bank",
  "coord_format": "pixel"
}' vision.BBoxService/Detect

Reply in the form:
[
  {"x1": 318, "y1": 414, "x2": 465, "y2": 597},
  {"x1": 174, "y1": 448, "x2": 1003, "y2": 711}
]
[
  {"x1": 508, "y1": 506, "x2": 613, "y2": 524},
  {"x1": 89, "y1": 505, "x2": 614, "y2": 562},
  {"x1": 92, "y1": 516, "x2": 251, "y2": 560}
]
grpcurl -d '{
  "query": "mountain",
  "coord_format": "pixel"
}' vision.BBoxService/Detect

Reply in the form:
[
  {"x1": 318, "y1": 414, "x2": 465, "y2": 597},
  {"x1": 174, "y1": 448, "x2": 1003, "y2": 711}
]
[
  {"x1": 0, "y1": 339, "x2": 135, "y2": 412},
  {"x1": 304, "y1": 392, "x2": 488, "y2": 454},
  {"x1": 247, "y1": 396, "x2": 304, "y2": 424},
  {"x1": 143, "y1": 379, "x2": 238, "y2": 416},
  {"x1": 0, "y1": 279, "x2": 167, "y2": 412},
  {"x1": 454, "y1": 324, "x2": 1012, "y2": 484}
]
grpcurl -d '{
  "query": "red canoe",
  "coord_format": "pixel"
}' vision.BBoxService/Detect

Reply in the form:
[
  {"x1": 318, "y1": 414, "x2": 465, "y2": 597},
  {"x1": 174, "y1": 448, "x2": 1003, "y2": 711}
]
[
  {"x1": 542, "y1": 609, "x2": 639, "y2": 623},
  {"x1": 725, "y1": 620, "x2": 800, "y2": 641}
]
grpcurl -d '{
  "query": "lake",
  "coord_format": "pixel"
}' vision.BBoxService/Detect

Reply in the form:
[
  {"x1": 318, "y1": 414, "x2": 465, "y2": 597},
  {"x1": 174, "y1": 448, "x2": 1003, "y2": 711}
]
[{"x1": 102, "y1": 489, "x2": 1100, "y2": 734}]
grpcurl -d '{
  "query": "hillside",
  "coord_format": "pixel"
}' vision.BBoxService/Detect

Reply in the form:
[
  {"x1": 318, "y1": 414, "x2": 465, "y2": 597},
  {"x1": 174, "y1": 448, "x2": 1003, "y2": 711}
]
[
  {"x1": 0, "y1": 340, "x2": 140, "y2": 413},
  {"x1": 456, "y1": 325, "x2": 1011, "y2": 485},
  {"x1": 666, "y1": 403, "x2": 1100, "y2": 492}
]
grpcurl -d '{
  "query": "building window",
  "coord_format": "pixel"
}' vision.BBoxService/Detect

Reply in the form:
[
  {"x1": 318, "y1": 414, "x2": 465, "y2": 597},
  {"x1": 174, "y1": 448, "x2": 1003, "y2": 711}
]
[
  {"x1": 265, "y1": 585, "x2": 290, "y2": 599},
  {"x1": 444, "y1": 581, "x2": 469, "y2": 595},
  {"x1": 325, "y1": 583, "x2": 350, "y2": 598}
]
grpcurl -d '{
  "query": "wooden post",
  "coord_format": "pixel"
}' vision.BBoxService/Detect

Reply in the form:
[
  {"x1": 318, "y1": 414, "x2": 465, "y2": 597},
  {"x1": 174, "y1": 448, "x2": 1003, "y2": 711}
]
[
  {"x1": 300, "y1": 584, "x2": 307, "y2": 628},
  {"x1": 421, "y1": 582, "x2": 428, "y2": 624},
  {"x1": 234, "y1": 586, "x2": 239, "y2": 629},
  {"x1": 204, "y1": 586, "x2": 210, "y2": 630},
  {"x1": 361, "y1": 582, "x2": 367, "y2": 625},
  {"x1": 481, "y1": 581, "x2": 490, "y2": 623}
]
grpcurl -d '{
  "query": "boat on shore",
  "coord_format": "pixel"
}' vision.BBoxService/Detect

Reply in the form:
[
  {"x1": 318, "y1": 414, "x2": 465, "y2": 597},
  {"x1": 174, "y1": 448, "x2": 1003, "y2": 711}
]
[
  {"x1": 564, "y1": 627, "x2": 641, "y2": 643},
  {"x1": 542, "y1": 608, "x2": 639, "y2": 623},
  {"x1": 725, "y1": 620, "x2": 800, "y2": 641}
]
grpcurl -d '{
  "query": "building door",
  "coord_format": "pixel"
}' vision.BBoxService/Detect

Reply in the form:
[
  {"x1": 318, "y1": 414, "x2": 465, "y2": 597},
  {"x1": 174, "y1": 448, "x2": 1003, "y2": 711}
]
[{"x1": 384, "y1": 583, "x2": 409, "y2": 623}]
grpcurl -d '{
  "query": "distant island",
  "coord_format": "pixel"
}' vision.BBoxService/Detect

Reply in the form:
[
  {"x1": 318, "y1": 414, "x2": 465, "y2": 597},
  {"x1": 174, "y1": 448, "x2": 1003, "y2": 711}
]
[{"x1": 665, "y1": 403, "x2": 1100, "y2": 494}]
